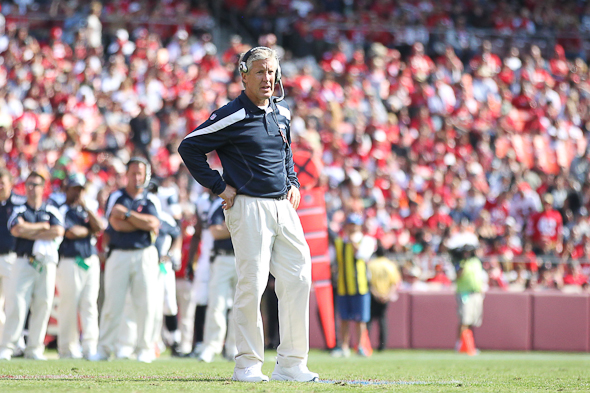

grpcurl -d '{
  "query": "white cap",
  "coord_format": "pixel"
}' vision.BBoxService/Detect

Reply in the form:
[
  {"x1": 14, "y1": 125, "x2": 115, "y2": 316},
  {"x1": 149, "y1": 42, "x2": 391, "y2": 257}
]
[{"x1": 116, "y1": 29, "x2": 129, "y2": 42}]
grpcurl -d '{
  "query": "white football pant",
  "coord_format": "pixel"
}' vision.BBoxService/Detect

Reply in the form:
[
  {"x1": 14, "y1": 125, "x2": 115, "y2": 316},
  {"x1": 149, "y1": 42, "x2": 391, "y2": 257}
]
[
  {"x1": 224, "y1": 195, "x2": 312, "y2": 370},
  {"x1": 56, "y1": 255, "x2": 100, "y2": 358},
  {"x1": 97, "y1": 247, "x2": 158, "y2": 358},
  {"x1": 0, "y1": 257, "x2": 56, "y2": 358}
]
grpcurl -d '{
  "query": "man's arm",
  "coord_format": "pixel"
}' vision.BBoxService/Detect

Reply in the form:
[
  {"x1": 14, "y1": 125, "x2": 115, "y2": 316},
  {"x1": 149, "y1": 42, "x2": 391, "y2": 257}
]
[
  {"x1": 65, "y1": 225, "x2": 90, "y2": 239},
  {"x1": 13, "y1": 219, "x2": 65, "y2": 241},
  {"x1": 127, "y1": 211, "x2": 160, "y2": 232},
  {"x1": 279, "y1": 103, "x2": 301, "y2": 209},
  {"x1": 178, "y1": 110, "x2": 235, "y2": 195},
  {"x1": 279, "y1": 103, "x2": 300, "y2": 191},
  {"x1": 35, "y1": 225, "x2": 65, "y2": 240},
  {"x1": 85, "y1": 205, "x2": 105, "y2": 235},
  {"x1": 109, "y1": 204, "x2": 159, "y2": 232},
  {"x1": 109, "y1": 206, "x2": 139, "y2": 232},
  {"x1": 11, "y1": 220, "x2": 51, "y2": 239}
]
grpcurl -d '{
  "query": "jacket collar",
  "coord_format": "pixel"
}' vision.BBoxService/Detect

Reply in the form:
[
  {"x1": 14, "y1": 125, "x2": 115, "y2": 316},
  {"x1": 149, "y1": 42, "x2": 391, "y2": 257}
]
[{"x1": 238, "y1": 91, "x2": 276, "y2": 114}]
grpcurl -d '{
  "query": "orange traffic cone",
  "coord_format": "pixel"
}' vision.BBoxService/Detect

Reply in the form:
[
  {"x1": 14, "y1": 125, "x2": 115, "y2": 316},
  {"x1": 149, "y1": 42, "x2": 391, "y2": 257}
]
[
  {"x1": 458, "y1": 328, "x2": 477, "y2": 356},
  {"x1": 358, "y1": 329, "x2": 373, "y2": 357}
]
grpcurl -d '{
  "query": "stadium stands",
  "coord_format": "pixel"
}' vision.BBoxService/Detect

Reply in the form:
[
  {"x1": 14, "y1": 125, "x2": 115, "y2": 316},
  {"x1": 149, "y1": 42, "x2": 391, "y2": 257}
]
[{"x1": 1, "y1": 0, "x2": 590, "y2": 292}]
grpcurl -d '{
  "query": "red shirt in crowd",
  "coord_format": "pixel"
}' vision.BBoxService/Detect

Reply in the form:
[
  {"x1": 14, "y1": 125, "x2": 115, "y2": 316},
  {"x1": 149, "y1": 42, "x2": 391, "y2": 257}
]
[{"x1": 526, "y1": 208, "x2": 563, "y2": 249}]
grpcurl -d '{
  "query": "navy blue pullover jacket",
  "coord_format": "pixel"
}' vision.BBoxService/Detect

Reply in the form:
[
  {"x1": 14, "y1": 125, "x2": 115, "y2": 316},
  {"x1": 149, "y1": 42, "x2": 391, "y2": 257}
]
[
  {"x1": 178, "y1": 91, "x2": 300, "y2": 198},
  {"x1": 0, "y1": 193, "x2": 26, "y2": 254}
]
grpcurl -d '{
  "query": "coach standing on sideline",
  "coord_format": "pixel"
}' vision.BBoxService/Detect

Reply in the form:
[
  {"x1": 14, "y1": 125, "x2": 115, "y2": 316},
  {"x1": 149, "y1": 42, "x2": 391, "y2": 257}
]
[
  {"x1": 179, "y1": 46, "x2": 318, "y2": 382},
  {"x1": 0, "y1": 171, "x2": 64, "y2": 360},
  {"x1": 0, "y1": 169, "x2": 25, "y2": 340},
  {"x1": 56, "y1": 173, "x2": 104, "y2": 359},
  {"x1": 91, "y1": 157, "x2": 160, "y2": 363}
]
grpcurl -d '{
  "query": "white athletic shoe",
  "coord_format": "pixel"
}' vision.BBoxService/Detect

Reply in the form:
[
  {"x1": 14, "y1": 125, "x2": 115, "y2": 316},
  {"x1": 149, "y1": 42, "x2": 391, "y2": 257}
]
[
  {"x1": 87, "y1": 351, "x2": 109, "y2": 361},
  {"x1": 60, "y1": 349, "x2": 83, "y2": 359},
  {"x1": 232, "y1": 364, "x2": 269, "y2": 382},
  {"x1": 137, "y1": 350, "x2": 155, "y2": 364},
  {"x1": 116, "y1": 346, "x2": 134, "y2": 360},
  {"x1": 24, "y1": 352, "x2": 47, "y2": 361},
  {"x1": 271, "y1": 363, "x2": 319, "y2": 382},
  {"x1": 0, "y1": 349, "x2": 12, "y2": 360},
  {"x1": 197, "y1": 347, "x2": 215, "y2": 363}
]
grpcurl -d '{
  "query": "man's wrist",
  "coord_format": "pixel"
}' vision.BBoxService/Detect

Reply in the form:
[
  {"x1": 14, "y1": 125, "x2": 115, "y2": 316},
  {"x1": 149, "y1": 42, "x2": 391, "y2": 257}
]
[{"x1": 124, "y1": 210, "x2": 132, "y2": 220}]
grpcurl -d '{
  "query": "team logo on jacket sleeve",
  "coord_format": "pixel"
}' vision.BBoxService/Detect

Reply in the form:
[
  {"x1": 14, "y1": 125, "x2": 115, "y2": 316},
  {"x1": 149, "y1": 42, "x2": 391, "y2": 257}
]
[{"x1": 210, "y1": 114, "x2": 217, "y2": 121}]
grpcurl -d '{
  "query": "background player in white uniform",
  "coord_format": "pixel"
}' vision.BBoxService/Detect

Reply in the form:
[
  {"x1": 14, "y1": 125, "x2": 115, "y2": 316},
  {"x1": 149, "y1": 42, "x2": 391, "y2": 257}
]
[
  {"x1": 91, "y1": 157, "x2": 160, "y2": 363},
  {"x1": 197, "y1": 197, "x2": 238, "y2": 363},
  {"x1": 187, "y1": 189, "x2": 216, "y2": 354},
  {"x1": 0, "y1": 169, "x2": 26, "y2": 342},
  {"x1": 0, "y1": 170, "x2": 64, "y2": 360},
  {"x1": 55, "y1": 173, "x2": 103, "y2": 359}
]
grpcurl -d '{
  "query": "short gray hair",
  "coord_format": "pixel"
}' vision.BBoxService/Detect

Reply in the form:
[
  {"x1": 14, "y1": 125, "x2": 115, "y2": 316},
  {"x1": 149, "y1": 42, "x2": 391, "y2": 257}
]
[{"x1": 239, "y1": 47, "x2": 279, "y2": 74}]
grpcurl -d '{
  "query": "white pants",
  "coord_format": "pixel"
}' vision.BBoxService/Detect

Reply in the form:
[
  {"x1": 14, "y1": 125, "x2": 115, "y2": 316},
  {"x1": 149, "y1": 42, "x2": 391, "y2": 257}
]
[
  {"x1": 98, "y1": 247, "x2": 159, "y2": 357},
  {"x1": 0, "y1": 252, "x2": 16, "y2": 339},
  {"x1": 175, "y1": 278, "x2": 195, "y2": 354},
  {"x1": 224, "y1": 195, "x2": 312, "y2": 369},
  {"x1": 151, "y1": 262, "x2": 177, "y2": 348},
  {"x1": 191, "y1": 253, "x2": 210, "y2": 306},
  {"x1": 0, "y1": 256, "x2": 56, "y2": 357},
  {"x1": 56, "y1": 255, "x2": 100, "y2": 358},
  {"x1": 163, "y1": 262, "x2": 178, "y2": 316},
  {"x1": 117, "y1": 292, "x2": 137, "y2": 357},
  {"x1": 200, "y1": 254, "x2": 238, "y2": 360},
  {"x1": 119, "y1": 261, "x2": 179, "y2": 354}
]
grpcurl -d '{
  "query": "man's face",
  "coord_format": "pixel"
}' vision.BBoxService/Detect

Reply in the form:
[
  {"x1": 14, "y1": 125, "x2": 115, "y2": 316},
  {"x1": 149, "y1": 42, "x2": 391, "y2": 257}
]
[
  {"x1": 345, "y1": 223, "x2": 362, "y2": 241},
  {"x1": 127, "y1": 162, "x2": 146, "y2": 190},
  {"x1": 0, "y1": 174, "x2": 11, "y2": 201},
  {"x1": 242, "y1": 57, "x2": 277, "y2": 105},
  {"x1": 25, "y1": 175, "x2": 44, "y2": 202},
  {"x1": 66, "y1": 185, "x2": 83, "y2": 203}
]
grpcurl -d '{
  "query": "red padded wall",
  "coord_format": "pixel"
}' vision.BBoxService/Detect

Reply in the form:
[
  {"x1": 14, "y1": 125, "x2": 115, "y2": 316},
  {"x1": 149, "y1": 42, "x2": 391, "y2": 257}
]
[
  {"x1": 409, "y1": 291, "x2": 458, "y2": 349},
  {"x1": 532, "y1": 292, "x2": 590, "y2": 352},
  {"x1": 474, "y1": 290, "x2": 533, "y2": 351}
]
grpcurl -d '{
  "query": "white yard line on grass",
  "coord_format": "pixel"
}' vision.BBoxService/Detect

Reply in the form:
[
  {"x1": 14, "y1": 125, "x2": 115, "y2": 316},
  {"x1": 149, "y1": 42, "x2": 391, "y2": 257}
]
[{"x1": 0, "y1": 374, "x2": 464, "y2": 386}]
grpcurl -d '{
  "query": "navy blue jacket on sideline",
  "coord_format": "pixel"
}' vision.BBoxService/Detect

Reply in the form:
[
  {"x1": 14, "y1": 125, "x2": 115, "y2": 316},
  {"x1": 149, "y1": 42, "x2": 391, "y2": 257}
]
[
  {"x1": 178, "y1": 91, "x2": 300, "y2": 198},
  {"x1": 58, "y1": 204, "x2": 97, "y2": 259},
  {"x1": 8, "y1": 202, "x2": 64, "y2": 257},
  {"x1": 105, "y1": 188, "x2": 160, "y2": 250},
  {"x1": 155, "y1": 210, "x2": 181, "y2": 258},
  {"x1": 0, "y1": 193, "x2": 26, "y2": 254}
]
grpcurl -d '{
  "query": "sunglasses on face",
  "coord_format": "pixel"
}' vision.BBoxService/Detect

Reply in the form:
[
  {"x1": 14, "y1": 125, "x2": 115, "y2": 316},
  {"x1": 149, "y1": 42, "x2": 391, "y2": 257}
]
[{"x1": 26, "y1": 182, "x2": 44, "y2": 188}]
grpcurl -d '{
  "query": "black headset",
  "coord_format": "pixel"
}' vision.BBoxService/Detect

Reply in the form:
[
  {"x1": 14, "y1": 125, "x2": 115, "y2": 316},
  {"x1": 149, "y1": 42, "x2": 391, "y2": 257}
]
[{"x1": 127, "y1": 156, "x2": 152, "y2": 189}]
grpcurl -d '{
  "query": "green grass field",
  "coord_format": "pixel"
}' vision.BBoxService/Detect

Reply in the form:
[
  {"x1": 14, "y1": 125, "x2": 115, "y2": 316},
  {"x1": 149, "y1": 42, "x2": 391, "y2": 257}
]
[{"x1": 1, "y1": 349, "x2": 589, "y2": 392}]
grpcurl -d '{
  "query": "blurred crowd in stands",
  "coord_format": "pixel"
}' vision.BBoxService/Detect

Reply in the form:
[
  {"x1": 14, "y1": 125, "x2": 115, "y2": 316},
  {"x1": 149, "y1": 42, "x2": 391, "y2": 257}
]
[{"x1": 2, "y1": 0, "x2": 590, "y2": 292}]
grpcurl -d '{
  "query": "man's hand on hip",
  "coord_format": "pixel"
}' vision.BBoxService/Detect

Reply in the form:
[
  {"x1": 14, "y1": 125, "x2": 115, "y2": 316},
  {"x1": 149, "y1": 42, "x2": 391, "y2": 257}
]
[
  {"x1": 287, "y1": 185, "x2": 301, "y2": 209},
  {"x1": 219, "y1": 184, "x2": 237, "y2": 210}
]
